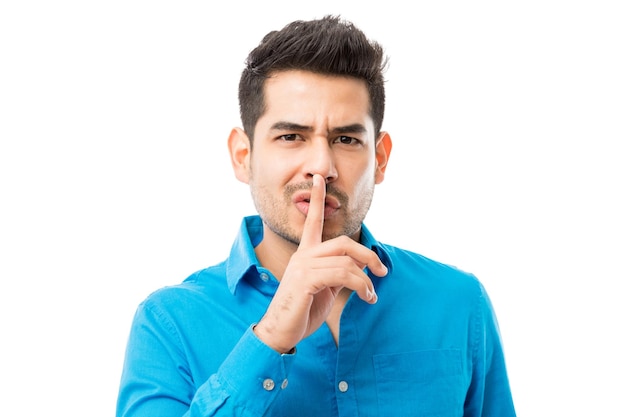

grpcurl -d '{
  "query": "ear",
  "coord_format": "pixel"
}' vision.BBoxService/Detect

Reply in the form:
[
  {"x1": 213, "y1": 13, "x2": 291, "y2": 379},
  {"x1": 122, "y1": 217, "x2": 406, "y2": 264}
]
[
  {"x1": 374, "y1": 131, "x2": 392, "y2": 184},
  {"x1": 228, "y1": 127, "x2": 251, "y2": 184}
]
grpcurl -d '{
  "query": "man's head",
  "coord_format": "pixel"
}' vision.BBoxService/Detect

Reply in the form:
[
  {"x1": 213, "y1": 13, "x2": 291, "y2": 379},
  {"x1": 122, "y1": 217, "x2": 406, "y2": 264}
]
[
  {"x1": 229, "y1": 16, "x2": 392, "y2": 247},
  {"x1": 238, "y1": 15, "x2": 387, "y2": 142}
]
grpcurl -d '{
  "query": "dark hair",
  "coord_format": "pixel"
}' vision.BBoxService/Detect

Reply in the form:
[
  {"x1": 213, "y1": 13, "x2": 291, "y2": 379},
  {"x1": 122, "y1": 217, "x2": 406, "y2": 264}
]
[{"x1": 238, "y1": 15, "x2": 388, "y2": 143}]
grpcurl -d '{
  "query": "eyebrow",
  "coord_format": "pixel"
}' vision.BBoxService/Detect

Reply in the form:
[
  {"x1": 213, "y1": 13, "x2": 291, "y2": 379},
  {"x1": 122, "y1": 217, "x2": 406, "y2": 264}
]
[{"x1": 270, "y1": 121, "x2": 368, "y2": 135}]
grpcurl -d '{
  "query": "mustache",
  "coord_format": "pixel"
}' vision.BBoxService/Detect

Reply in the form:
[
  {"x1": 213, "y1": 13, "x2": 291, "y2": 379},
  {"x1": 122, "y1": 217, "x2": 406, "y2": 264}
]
[{"x1": 284, "y1": 181, "x2": 349, "y2": 206}]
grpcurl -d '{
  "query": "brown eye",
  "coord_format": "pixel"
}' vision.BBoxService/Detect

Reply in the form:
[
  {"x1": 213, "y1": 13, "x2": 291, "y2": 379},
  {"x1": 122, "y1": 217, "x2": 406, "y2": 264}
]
[
  {"x1": 280, "y1": 134, "x2": 298, "y2": 141},
  {"x1": 335, "y1": 136, "x2": 359, "y2": 145}
]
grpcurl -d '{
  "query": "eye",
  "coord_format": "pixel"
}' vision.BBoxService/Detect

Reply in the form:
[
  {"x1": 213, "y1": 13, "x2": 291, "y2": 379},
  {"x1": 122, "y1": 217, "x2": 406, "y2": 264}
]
[
  {"x1": 278, "y1": 134, "x2": 300, "y2": 142},
  {"x1": 334, "y1": 136, "x2": 361, "y2": 145}
]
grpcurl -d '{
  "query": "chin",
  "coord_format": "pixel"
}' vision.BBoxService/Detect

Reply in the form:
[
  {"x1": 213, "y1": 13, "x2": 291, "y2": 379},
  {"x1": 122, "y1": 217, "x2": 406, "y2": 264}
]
[{"x1": 321, "y1": 223, "x2": 355, "y2": 241}]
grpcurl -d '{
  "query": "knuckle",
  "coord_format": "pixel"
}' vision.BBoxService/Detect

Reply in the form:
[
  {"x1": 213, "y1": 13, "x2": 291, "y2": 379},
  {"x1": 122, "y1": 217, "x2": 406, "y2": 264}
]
[
  {"x1": 336, "y1": 235, "x2": 353, "y2": 245},
  {"x1": 338, "y1": 256, "x2": 355, "y2": 269}
]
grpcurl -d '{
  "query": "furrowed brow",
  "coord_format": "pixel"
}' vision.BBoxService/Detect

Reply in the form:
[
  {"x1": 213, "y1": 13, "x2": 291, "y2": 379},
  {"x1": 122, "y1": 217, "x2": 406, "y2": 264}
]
[
  {"x1": 330, "y1": 124, "x2": 368, "y2": 135},
  {"x1": 269, "y1": 122, "x2": 368, "y2": 135},
  {"x1": 270, "y1": 121, "x2": 313, "y2": 132}
]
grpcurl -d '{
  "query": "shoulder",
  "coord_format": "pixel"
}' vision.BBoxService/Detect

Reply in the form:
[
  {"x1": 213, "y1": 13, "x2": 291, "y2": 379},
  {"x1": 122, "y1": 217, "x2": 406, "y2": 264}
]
[
  {"x1": 378, "y1": 242, "x2": 484, "y2": 296},
  {"x1": 138, "y1": 261, "x2": 231, "y2": 315}
]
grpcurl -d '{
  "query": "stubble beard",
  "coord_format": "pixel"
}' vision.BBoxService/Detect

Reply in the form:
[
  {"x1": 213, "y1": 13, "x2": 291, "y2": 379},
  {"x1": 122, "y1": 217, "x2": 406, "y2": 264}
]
[{"x1": 250, "y1": 180, "x2": 374, "y2": 246}]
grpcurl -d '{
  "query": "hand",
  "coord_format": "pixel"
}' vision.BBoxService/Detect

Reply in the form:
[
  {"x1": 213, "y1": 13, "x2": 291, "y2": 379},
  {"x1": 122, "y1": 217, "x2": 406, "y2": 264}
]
[{"x1": 254, "y1": 174, "x2": 388, "y2": 353}]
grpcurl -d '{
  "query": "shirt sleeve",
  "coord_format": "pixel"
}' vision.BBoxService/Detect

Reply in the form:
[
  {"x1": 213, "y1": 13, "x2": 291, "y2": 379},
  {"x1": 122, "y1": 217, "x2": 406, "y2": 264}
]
[
  {"x1": 116, "y1": 300, "x2": 296, "y2": 417},
  {"x1": 464, "y1": 283, "x2": 517, "y2": 417}
]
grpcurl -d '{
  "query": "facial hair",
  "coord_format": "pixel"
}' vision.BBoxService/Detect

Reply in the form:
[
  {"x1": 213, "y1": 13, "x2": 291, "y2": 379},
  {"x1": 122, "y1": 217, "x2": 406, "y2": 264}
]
[{"x1": 250, "y1": 178, "x2": 374, "y2": 246}]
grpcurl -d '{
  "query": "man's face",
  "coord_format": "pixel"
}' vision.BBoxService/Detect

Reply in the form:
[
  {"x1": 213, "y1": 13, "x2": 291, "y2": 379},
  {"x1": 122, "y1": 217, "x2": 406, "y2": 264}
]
[{"x1": 243, "y1": 70, "x2": 389, "y2": 245}]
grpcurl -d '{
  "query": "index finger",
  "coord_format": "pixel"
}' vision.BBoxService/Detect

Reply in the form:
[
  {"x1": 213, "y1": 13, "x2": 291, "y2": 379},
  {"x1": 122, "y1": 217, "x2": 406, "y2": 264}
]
[{"x1": 299, "y1": 174, "x2": 325, "y2": 249}]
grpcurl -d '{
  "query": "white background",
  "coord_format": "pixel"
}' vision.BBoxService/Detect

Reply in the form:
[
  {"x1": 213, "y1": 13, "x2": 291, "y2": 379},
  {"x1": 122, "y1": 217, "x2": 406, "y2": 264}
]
[{"x1": 1, "y1": 1, "x2": 624, "y2": 416}]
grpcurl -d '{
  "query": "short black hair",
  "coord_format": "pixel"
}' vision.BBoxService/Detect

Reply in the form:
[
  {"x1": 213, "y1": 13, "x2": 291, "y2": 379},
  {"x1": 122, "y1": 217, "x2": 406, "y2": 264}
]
[{"x1": 238, "y1": 15, "x2": 388, "y2": 143}]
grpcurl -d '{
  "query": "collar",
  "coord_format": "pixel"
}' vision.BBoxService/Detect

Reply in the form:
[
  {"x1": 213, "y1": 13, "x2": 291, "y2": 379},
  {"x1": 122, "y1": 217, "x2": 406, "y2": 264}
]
[{"x1": 225, "y1": 215, "x2": 393, "y2": 294}]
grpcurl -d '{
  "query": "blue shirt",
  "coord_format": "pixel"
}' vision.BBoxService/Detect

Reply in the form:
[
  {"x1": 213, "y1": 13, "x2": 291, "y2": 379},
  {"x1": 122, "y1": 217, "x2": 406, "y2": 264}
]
[{"x1": 117, "y1": 215, "x2": 516, "y2": 416}]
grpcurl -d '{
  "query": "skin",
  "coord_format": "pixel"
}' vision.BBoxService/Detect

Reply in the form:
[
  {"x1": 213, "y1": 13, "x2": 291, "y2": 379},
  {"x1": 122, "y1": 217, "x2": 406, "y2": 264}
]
[{"x1": 228, "y1": 70, "x2": 393, "y2": 353}]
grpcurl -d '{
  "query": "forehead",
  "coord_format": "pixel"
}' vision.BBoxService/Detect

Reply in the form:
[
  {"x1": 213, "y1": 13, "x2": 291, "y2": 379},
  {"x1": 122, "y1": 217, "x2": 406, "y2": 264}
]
[{"x1": 260, "y1": 70, "x2": 372, "y2": 127}]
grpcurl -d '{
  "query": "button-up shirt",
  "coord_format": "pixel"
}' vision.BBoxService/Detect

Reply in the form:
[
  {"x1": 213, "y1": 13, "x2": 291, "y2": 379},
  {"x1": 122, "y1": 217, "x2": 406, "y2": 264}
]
[{"x1": 117, "y1": 215, "x2": 516, "y2": 416}]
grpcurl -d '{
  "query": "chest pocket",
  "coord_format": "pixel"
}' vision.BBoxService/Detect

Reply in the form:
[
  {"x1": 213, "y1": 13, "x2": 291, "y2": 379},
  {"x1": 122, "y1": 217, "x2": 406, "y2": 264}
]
[{"x1": 373, "y1": 349, "x2": 467, "y2": 417}]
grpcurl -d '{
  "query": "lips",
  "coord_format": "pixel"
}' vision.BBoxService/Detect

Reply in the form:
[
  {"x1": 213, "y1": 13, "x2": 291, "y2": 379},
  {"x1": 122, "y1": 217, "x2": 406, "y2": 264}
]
[{"x1": 292, "y1": 191, "x2": 341, "y2": 217}]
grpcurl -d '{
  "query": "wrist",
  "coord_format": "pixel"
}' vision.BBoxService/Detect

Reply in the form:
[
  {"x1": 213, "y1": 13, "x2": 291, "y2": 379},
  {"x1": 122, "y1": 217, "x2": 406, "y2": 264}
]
[{"x1": 253, "y1": 323, "x2": 296, "y2": 354}]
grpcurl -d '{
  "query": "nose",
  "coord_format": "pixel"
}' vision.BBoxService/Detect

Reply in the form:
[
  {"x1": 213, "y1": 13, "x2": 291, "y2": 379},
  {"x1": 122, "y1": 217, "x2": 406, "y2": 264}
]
[{"x1": 304, "y1": 139, "x2": 338, "y2": 183}]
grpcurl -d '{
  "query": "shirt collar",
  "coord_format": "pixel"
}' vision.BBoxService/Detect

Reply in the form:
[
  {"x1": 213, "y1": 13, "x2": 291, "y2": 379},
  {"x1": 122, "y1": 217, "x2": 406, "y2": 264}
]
[
  {"x1": 225, "y1": 216, "x2": 264, "y2": 294},
  {"x1": 225, "y1": 215, "x2": 393, "y2": 294},
  {"x1": 359, "y1": 221, "x2": 394, "y2": 275}
]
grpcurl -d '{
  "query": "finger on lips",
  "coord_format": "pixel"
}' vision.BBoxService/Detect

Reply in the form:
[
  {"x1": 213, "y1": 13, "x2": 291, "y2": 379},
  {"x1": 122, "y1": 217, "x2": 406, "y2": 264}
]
[{"x1": 299, "y1": 174, "x2": 325, "y2": 249}]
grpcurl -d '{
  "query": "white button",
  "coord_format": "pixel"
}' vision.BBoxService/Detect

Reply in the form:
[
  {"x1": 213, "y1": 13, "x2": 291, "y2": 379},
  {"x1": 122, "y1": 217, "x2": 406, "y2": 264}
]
[
  {"x1": 281, "y1": 379, "x2": 288, "y2": 389},
  {"x1": 338, "y1": 381, "x2": 349, "y2": 392},
  {"x1": 259, "y1": 272, "x2": 269, "y2": 282},
  {"x1": 263, "y1": 378, "x2": 275, "y2": 391}
]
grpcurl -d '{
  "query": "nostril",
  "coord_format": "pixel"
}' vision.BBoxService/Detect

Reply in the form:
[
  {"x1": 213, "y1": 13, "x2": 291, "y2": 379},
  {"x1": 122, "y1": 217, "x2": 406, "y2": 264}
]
[{"x1": 306, "y1": 172, "x2": 336, "y2": 184}]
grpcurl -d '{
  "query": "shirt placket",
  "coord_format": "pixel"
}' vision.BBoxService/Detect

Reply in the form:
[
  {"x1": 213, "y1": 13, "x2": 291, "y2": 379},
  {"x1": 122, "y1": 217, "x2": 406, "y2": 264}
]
[{"x1": 334, "y1": 300, "x2": 359, "y2": 416}]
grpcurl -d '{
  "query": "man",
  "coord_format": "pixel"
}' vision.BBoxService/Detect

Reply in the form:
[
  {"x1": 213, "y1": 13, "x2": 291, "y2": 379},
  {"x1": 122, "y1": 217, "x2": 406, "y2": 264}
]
[{"x1": 117, "y1": 15, "x2": 516, "y2": 416}]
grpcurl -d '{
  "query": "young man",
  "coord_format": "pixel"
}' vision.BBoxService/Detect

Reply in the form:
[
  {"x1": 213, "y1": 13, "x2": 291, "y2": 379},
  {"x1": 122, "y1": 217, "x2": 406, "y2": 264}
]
[{"x1": 117, "y1": 15, "x2": 516, "y2": 416}]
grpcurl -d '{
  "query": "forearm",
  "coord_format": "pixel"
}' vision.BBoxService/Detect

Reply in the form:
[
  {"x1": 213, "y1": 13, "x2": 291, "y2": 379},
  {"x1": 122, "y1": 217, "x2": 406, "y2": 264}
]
[
  {"x1": 117, "y1": 319, "x2": 295, "y2": 417},
  {"x1": 191, "y1": 326, "x2": 296, "y2": 416}
]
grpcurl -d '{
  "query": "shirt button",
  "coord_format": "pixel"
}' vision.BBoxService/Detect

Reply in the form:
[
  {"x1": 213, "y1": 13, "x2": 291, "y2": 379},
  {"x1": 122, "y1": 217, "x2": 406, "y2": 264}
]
[
  {"x1": 338, "y1": 380, "x2": 349, "y2": 392},
  {"x1": 281, "y1": 379, "x2": 288, "y2": 389},
  {"x1": 259, "y1": 272, "x2": 269, "y2": 282},
  {"x1": 263, "y1": 378, "x2": 275, "y2": 391}
]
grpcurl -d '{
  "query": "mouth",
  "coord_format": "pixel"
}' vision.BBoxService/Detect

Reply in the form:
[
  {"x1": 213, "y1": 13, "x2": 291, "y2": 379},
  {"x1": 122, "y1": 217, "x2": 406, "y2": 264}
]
[{"x1": 293, "y1": 191, "x2": 341, "y2": 217}]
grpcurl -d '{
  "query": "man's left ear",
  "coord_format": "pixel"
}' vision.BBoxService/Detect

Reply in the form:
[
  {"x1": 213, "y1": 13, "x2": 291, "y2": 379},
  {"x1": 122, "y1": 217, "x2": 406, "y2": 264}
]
[{"x1": 374, "y1": 131, "x2": 392, "y2": 184}]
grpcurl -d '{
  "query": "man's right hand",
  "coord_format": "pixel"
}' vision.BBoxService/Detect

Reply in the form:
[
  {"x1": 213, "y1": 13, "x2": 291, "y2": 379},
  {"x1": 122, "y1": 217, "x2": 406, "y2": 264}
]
[{"x1": 253, "y1": 174, "x2": 388, "y2": 353}]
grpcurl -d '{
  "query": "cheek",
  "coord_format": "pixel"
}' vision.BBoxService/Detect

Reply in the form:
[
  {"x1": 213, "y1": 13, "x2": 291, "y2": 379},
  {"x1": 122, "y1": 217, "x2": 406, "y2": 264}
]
[
  {"x1": 251, "y1": 152, "x2": 297, "y2": 183},
  {"x1": 345, "y1": 162, "x2": 376, "y2": 196}
]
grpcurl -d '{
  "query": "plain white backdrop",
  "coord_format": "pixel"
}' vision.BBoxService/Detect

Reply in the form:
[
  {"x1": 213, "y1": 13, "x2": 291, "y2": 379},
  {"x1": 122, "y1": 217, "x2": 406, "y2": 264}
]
[{"x1": 1, "y1": 1, "x2": 624, "y2": 415}]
